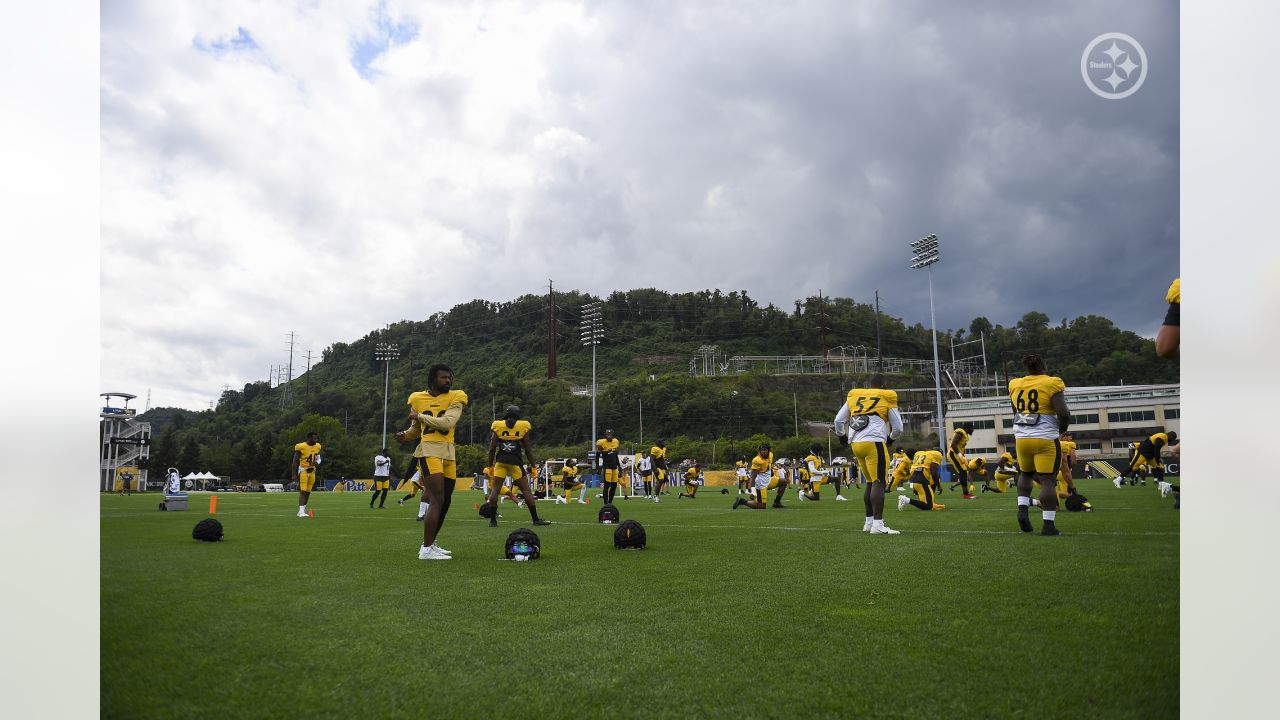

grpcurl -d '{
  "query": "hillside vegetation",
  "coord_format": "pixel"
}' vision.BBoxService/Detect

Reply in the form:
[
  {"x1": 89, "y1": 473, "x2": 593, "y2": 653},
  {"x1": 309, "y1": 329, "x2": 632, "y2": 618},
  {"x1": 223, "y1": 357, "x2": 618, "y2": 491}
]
[{"x1": 135, "y1": 288, "x2": 1176, "y2": 481}]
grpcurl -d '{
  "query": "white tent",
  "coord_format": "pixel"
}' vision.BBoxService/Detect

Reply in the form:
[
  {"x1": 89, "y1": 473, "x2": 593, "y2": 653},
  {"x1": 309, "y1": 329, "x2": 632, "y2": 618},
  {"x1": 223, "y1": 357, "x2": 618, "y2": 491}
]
[
  {"x1": 182, "y1": 472, "x2": 200, "y2": 480},
  {"x1": 199, "y1": 472, "x2": 218, "y2": 480}
]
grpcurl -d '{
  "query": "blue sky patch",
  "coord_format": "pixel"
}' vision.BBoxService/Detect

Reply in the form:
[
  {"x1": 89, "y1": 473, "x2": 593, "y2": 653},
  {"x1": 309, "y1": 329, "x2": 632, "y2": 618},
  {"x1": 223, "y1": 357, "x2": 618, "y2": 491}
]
[
  {"x1": 351, "y1": 5, "x2": 419, "y2": 80},
  {"x1": 193, "y1": 26, "x2": 259, "y2": 55}
]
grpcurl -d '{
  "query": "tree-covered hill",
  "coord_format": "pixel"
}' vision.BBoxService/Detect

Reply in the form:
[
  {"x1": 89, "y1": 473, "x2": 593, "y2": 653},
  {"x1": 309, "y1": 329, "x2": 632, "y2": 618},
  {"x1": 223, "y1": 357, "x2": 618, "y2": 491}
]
[{"x1": 133, "y1": 288, "x2": 1176, "y2": 482}]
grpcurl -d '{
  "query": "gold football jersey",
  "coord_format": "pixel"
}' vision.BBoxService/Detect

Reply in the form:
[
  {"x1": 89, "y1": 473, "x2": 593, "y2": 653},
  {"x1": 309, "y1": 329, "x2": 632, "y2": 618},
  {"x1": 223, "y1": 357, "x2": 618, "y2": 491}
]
[
  {"x1": 845, "y1": 387, "x2": 899, "y2": 420},
  {"x1": 407, "y1": 389, "x2": 470, "y2": 444},
  {"x1": 294, "y1": 441, "x2": 321, "y2": 469}
]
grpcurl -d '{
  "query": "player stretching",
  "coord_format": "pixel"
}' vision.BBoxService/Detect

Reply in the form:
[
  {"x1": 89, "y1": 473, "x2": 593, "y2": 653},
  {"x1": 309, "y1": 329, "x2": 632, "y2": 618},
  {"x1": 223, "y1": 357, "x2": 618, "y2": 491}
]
[
  {"x1": 983, "y1": 452, "x2": 1017, "y2": 494},
  {"x1": 291, "y1": 431, "x2": 321, "y2": 518},
  {"x1": 1008, "y1": 354, "x2": 1072, "y2": 536},
  {"x1": 397, "y1": 364, "x2": 468, "y2": 560},
  {"x1": 732, "y1": 444, "x2": 789, "y2": 509},
  {"x1": 1114, "y1": 431, "x2": 1178, "y2": 489},
  {"x1": 485, "y1": 405, "x2": 551, "y2": 528},
  {"x1": 557, "y1": 460, "x2": 586, "y2": 504},
  {"x1": 947, "y1": 422, "x2": 976, "y2": 498},
  {"x1": 887, "y1": 448, "x2": 913, "y2": 493},
  {"x1": 798, "y1": 445, "x2": 831, "y2": 501},
  {"x1": 678, "y1": 462, "x2": 702, "y2": 499},
  {"x1": 897, "y1": 448, "x2": 943, "y2": 512}
]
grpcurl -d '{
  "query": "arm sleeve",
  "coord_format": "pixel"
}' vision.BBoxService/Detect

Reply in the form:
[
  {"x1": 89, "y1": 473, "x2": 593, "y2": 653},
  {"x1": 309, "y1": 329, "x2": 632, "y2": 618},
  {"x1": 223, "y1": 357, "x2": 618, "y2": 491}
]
[
  {"x1": 419, "y1": 402, "x2": 465, "y2": 431},
  {"x1": 887, "y1": 408, "x2": 903, "y2": 439},
  {"x1": 399, "y1": 423, "x2": 422, "y2": 441},
  {"x1": 833, "y1": 403, "x2": 849, "y2": 436}
]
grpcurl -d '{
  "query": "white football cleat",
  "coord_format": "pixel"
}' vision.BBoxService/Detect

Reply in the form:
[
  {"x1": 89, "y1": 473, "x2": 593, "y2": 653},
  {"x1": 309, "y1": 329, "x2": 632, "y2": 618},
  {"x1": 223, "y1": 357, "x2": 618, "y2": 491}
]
[
  {"x1": 653, "y1": 497, "x2": 661, "y2": 504},
  {"x1": 297, "y1": 511, "x2": 307, "y2": 518},
  {"x1": 862, "y1": 521, "x2": 873, "y2": 533},
  {"x1": 871, "y1": 525, "x2": 901, "y2": 535},
  {"x1": 1158, "y1": 482, "x2": 1171, "y2": 498},
  {"x1": 430, "y1": 543, "x2": 452, "y2": 556},
  {"x1": 1112, "y1": 477, "x2": 1122, "y2": 489},
  {"x1": 897, "y1": 494, "x2": 911, "y2": 511},
  {"x1": 417, "y1": 545, "x2": 451, "y2": 560},
  {"x1": 836, "y1": 495, "x2": 848, "y2": 501}
]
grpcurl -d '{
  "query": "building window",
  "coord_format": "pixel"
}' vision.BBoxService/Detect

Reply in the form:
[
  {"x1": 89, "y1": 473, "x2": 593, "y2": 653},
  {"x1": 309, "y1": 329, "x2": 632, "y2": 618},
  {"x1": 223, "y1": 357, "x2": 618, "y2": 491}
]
[
  {"x1": 1075, "y1": 441, "x2": 1102, "y2": 451},
  {"x1": 965, "y1": 447, "x2": 997, "y2": 456},
  {"x1": 1071, "y1": 413, "x2": 1099, "y2": 425},
  {"x1": 1165, "y1": 408, "x2": 1180, "y2": 419},
  {"x1": 1107, "y1": 410, "x2": 1156, "y2": 423},
  {"x1": 951, "y1": 419, "x2": 995, "y2": 431},
  {"x1": 1002, "y1": 418, "x2": 1013, "y2": 429}
]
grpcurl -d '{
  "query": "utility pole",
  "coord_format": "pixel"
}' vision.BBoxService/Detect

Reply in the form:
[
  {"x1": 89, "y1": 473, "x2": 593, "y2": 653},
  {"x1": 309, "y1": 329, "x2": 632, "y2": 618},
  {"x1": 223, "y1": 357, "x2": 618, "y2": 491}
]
[
  {"x1": 793, "y1": 392, "x2": 799, "y2": 437},
  {"x1": 548, "y1": 280, "x2": 558, "y2": 379},
  {"x1": 304, "y1": 349, "x2": 314, "y2": 400},
  {"x1": 874, "y1": 290, "x2": 883, "y2": 373},
  {"x1": 638, "y1": 398, "x2": 643, "y2": 445},
  {"x1": 818, "y1": 290, "x2": 828, "y2": 359},
  {"x1": 280, "y1": 331, "x2": 296, "y2": 408}
]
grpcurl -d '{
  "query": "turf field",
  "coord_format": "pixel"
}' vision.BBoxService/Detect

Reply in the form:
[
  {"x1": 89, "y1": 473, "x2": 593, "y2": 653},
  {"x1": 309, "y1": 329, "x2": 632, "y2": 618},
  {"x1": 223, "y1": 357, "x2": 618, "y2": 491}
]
[{"x1": 101, "y1": 477, "x2": 1179, "y2": 719}]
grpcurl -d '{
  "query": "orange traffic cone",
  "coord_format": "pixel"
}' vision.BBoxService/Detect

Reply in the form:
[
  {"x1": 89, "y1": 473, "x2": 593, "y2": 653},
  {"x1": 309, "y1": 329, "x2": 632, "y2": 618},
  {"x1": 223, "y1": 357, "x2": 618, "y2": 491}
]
[
  {"x1": 209, "y1": 495, "x2": 218, "y2": 514},
  {"x1": 308, "y1": 509, "x2": 314, "y2": 518}
]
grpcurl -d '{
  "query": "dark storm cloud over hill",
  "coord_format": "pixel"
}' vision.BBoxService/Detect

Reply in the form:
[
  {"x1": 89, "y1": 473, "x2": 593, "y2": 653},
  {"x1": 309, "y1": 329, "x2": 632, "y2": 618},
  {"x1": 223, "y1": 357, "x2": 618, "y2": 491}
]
[{"x1": 521, "y1": 0, "x2": 1178, "y2": 332}]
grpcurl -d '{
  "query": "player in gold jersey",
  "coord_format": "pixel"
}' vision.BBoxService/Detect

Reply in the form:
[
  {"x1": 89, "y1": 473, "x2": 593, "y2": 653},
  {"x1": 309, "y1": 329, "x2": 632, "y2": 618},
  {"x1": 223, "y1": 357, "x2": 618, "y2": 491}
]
[
  {"x1": 1115, "y1": 431, "x2": 1177, "y2": 489},
  {"x1": 888, "y1": 448, "x2": 914, "y2": 493},
  {"x1": 732, "y1": 445, "x2": 789, "y2": 509},
  {"x1": 678, "y1": 462, "x2": 702, "y2": 499},
  {"x1": 291, "y1": 431, "x2": 322, "y2": 518},
  {"x1": 1156, "y1": 277, "x2": 1180, "y2": 359},
  {"x1": 485, "y1": 405, "x2": 550, "y2": 527},
  {"x1": 596, "y1": 429, "x2": 623, "y2": 504},
  {"x1": 797, "y1": 445, "x2": 831, "y2": 501},
  {"x1": 396, "y1": 364, "x2": 469, "y2": 560},
  {"x1": 1008, "y1": 354, "x2": 1072, "y2": 536},
  {"x1": 983, "y1": 452, "x2": 1017, "y2": 494},
  {"x1": 947, "y1": 423, "x2": 977, "y2": 499},
  {"x1": 834, "y1": 375, "x2": 904, "y2": 534},
  {"x1": 896, "y1": 449, "x2": 943, "y2": 511}
]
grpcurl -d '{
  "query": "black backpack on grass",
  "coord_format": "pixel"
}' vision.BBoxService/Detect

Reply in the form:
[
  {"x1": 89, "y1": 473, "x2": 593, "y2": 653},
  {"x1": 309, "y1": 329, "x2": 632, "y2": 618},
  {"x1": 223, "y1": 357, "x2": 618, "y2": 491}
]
[
  {"x1": 192, "y1": 518, "x2": 224, "y2": 542},
  {"x1": 504, "y1": 528, "x2": 541, "y2": 559},
  {"x1": 614, "y1": 519, "x2": 646, "y2": 549},
  {"x1": 598, "y1": 503, "x2": 620, "y2": 524}
]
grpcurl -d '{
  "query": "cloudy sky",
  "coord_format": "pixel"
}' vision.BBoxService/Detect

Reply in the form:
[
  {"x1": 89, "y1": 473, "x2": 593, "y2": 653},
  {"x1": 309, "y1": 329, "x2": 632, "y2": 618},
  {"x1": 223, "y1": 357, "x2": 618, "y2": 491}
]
[{"x1": 101, "y1": 0, "x2": 1179, "y2": 411}]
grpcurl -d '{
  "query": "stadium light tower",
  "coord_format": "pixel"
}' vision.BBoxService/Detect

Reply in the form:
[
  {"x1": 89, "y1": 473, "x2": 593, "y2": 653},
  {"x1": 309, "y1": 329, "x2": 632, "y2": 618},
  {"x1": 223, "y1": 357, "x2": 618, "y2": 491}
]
[
  {"x1": 582, "y1": 302, "x2": 604, "y2": 465},
  {"x1": 374, "y1": 342, "x2": 400, "y2": 448},
  {"x1": 910, "y1": 234, "x2": 947, "y2": 461}
]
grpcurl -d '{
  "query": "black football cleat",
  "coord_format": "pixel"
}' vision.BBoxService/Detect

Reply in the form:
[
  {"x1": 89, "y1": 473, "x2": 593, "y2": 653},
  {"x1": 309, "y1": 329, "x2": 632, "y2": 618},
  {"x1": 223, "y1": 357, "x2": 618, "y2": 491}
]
[{"x1": 1017, "y1": 507, "x2": 1033, "y2": 533}]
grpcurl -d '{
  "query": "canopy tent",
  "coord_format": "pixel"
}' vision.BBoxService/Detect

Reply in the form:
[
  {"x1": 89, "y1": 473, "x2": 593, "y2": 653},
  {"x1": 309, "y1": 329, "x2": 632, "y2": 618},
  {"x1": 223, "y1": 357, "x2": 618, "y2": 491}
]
[
  {"x1": 182, "y1": 472, "x2": 201, "y2": 480},
  {"x1": 198, "y1": 472, "x2": 218, "y2": 480}
]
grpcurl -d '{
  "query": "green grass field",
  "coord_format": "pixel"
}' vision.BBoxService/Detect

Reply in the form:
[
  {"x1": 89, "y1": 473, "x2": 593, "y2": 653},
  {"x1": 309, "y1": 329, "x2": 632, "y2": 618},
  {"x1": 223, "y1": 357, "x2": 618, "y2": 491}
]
[{"x1": 101, "y1": 477, "x2": 1179, "y2": 719}]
